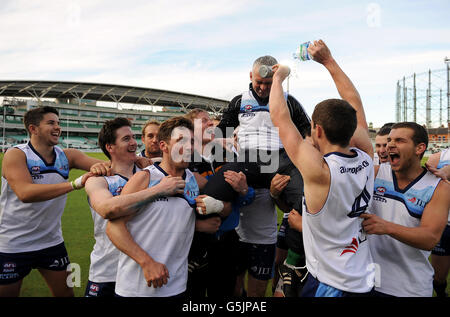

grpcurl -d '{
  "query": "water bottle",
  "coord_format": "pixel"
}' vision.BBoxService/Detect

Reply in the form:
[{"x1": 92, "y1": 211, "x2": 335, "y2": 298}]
[
  {"x1": 293, "y1": 41, "x2": 311, "y2": 61},
  {"x1": 258, "y1": 65, "x2": 273, "y2": 78}
]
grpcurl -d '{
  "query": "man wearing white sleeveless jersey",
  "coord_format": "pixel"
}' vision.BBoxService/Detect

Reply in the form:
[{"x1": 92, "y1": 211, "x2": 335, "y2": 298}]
[
  {"x1": 426, "y1": 148, "x2": 450, "y2": 297},
  {"x1": 106, "y1": 117, "x2": 214, "y2": 297},
  {"x1": 362, "y1": 123, "x2": 449, "y2": 297},
  {"x1": 84, "y1": 118, "x2": 145, "y2": 296},
  {"x1": 269, "y1": 40, "x2": 376, "y2": 296},
  {"x1": 0, "y1": 106, "x2": 110, "y2": 297}
]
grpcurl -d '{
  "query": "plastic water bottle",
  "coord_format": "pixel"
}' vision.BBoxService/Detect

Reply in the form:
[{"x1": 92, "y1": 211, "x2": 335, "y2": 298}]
[
  {"x1": 293, "y1": 41, "x2": 311, "y2": 61},
  {"x1": 258, "y1": 65, "x2": 273, "y2": 78},
  {"x1": 258, "y1": 65, "x2": 291, "y2": 78}
]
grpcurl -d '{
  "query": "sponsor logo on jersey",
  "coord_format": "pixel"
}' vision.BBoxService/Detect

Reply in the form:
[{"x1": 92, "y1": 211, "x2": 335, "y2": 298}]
[
  {"x1": 340, "y1": 237, "x2": 359, "y2": 256},
  {"x1": 339, "y1": 160, "x2": 370, "y2": 174},
  {"x1": 244, "y1": 104, "x2": 253, "y2": 112},
  {"x1": 185, "y1": 189, "x2": 199, "y2": 199},
  {"x1": 407, "y1": 196, "x2": 426, "y2": 208}
]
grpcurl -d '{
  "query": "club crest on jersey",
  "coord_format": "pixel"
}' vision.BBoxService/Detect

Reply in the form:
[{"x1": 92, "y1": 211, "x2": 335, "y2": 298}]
[
  {"x1": 115, "y1": 186, "x2": 123, "y2": 195},
  {"x1": 375, "y1": 186, "x2": 386, "y2": 196},
  {"x1": 244, "y1": 104, "x2": 253, "y2": 112},
  {"x1": 340, "y1": 237, "x2": 359, "y2": 256},
  {"x1": 31, "y1": 166, "x2": 40, "y2": 174}
]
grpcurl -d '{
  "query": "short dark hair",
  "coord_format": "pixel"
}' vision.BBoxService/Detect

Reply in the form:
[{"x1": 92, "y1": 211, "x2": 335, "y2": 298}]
[
  {"x1": 23, "y1": 106, "x2": 59, "y2": 134},
  {"x1": 311, "y1": 99, "x2": 356, "y2": 147},
  {"x1": 98, "y1": 117, "x2": 132, "y2": 159},
  {"x1": 390, "y1": 122, "x2": 428, "y2": 158},
  {"x1": 377, "y1": 122, "x2": 395, "y2": 136},
  {"x1": 158, "y1": 116, "x2": 194, "y2": 143}
]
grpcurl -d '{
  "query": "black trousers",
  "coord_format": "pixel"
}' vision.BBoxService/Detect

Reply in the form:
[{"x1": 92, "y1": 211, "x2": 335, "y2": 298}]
[{"x1": 202, "y1": 149, "x2": 304, "y2": 212}]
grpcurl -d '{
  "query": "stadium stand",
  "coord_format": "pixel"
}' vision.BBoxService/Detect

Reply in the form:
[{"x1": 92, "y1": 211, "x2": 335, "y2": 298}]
[{"x1": 0, "y1": 80, "x2": 228, "y2": 151}]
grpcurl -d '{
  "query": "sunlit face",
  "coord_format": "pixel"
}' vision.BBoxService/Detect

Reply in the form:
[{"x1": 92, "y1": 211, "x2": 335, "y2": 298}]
[
  {"x1": 32, "y1": 113, "x2": 61, "y2": 146},
  {"x1": 109, "y1": 126, "x2": 137, "y2": 162},
  {"x1": 250, "y1": 66, "x2": 273, "y2": 99},
  {"x1": 194, "y1": 111, "x2": 215, "y2": 144},
  {"x1": 375, "y1": 134, "x2": 389, "y2": 163},
  {"x1": 142, "y1": 124, "x2": 160, "y2": 156},
  {"x1": 163, "y1": 126, "x2": 194, "y2": 169},
  {"x1": 387, "y1": 128, "x2": 423, "y2": 172}
]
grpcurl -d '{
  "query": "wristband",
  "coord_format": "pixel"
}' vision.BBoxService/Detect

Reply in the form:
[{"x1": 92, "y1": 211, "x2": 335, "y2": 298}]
[
  {"x1": 197, "y1": 196, "x2": 224, "y2": 215},
  {"x1": 70, "y1": 176, "x2": 83, "y2": 190}
]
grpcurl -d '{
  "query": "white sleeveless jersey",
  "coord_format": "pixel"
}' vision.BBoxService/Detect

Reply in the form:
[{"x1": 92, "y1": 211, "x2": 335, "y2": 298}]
[
  {"x1": 436, "y1": 148, "x2": 450, "y2": 224},
  {"x1": 115, "y1": 163, "x2": 199, "y2": 297},
  {"x1": 302, "y1": 148, "x2": 375, "y2": 293},
  {"x1": 369, "y1": 164, "x2": 441, "y2": 297},
  {"x1": 437, "y1": 148, "x2": 450, "y2": 169},
  {"x1": 0, "y1": 143, "x2": 69, "y2": 253},
  {"x1": 88, "y1": 166, "x2": 140, "y2": 283},
  {"x1": 238, "y1": 90, "x2": 287, "y2": 151}
]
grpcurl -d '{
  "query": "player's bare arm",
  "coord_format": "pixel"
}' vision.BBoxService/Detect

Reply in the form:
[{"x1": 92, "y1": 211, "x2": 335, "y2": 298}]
[
  {"x1": 269, "y1": 65, "x2": 330, "y2": 214},
  {"x1": 308, "y1": 40, "x2": 373, "y2": 159},
  {"x1": 88, "y1": 170, "x2": 186, "y2": 219},
  {"x1": 64, "y1": 148, "x2": 111, "y2": 175},
  {"x1": 1, "y1": 148, "x2": 86, "y2": 203}
]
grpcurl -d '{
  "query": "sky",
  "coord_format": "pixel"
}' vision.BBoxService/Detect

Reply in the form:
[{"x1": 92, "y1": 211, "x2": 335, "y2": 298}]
[{"x1": 0, "y1": 0, "x2": 449, "y2": 128}]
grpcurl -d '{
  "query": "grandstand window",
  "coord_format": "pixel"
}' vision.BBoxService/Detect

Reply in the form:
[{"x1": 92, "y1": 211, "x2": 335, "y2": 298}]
[
  {"x1": 80, "y1": 110, "x2": 97, "y2": 117},
  {"x1": 99, "y1": 112, "x2": 115, "y2": 118},
  {"x1": 60, "y1": 109, "x2": 78, "y2": 116}
]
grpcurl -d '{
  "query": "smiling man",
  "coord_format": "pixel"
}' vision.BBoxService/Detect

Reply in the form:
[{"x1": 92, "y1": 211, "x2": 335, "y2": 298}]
[
  {"x1": 374, "y1": 123, "x2": 395, "y2": 165},
  {"x1": 0, "y1": 106, "x2": 109, "y2": 297},
  {"x1": 362, "y1": 122, "x2": 450, "y2": 297},
  {"x1": 106, "y1": 116, "x2": 202, "y2": 297}
]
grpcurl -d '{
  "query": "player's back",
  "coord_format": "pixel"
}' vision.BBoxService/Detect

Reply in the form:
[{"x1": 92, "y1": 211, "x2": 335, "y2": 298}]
[{"x1": 302, "y1": 147, "x2": 375, "y2": 293}]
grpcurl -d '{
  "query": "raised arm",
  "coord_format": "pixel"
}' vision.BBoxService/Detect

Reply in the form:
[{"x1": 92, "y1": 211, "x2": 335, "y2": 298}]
[
  {"x1": 308, "y1": 40, "x2": 373, "y2": 158},
  {"x1": 269, "y1": 65, "x2": 326, "y2": 184}
]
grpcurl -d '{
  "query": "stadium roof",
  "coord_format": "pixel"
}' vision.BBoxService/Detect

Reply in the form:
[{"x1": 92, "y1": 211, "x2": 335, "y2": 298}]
[{"x1": 0, "y1": 80, "x2": 229, "y2": 113}]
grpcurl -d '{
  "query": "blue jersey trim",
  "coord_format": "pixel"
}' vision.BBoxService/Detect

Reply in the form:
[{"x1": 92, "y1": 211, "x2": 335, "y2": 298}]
[
  {"x1": 391, "y1": 167, "x2": 427, "y2": 194},
  {"x1": 324, "y1": 149, "x2": 358, "y2": 158},
  {"x1": 27, "y1": 141, "x2": 57, "y2": 166}
]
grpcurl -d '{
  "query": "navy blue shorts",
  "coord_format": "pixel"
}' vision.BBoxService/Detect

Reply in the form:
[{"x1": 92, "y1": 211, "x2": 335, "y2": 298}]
[
  {"x1": 432, "y1": 224, "x2": 450, "y2": 256},
  {"x1": 236, "y1": 241, "x2": 276, "y2": 281},
  {"x1": 300, "y1": 274, "x2": 374, "y2": 297},
  {"x1": 0, "y1": 242, "x2": 70, "y2": 285},
  {"x1": 85, "y1": 281, "x2": 116, "y2": 297}
]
